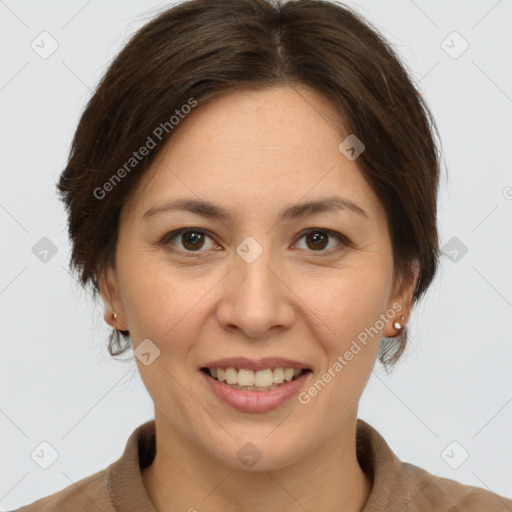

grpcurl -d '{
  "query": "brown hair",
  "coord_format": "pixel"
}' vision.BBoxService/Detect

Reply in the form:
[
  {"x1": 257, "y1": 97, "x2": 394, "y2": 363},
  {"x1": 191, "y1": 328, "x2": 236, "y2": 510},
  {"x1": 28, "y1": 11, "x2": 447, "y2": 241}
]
[{"x1": 57, "y1": 0, "x2": 442, "y2": 369}]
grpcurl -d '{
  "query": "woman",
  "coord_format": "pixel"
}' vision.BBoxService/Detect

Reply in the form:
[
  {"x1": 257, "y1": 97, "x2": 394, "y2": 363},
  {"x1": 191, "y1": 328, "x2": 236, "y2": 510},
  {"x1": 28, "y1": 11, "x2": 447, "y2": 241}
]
[{"x1": 14, "y1": 0, "x2": 512, "y2": 510}]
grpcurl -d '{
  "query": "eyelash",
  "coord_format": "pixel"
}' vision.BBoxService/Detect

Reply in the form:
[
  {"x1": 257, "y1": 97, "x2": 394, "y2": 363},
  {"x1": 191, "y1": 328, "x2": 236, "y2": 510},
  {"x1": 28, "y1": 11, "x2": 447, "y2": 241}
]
[{"x1": 159, "y1": 227, "x2": 351, "y2": 256}]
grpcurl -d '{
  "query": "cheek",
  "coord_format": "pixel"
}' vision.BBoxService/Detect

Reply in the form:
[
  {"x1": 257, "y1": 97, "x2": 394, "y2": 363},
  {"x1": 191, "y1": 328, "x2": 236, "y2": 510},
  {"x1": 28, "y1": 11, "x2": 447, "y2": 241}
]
[
  {"x1": 305, "y1": 262, "x2": 392, "y2": 344},
  {"x1": 116, "y1": 253, "x2": 217, "y2": 346},
  {"x1": 302, "y1": 268, "x2": 389, "y2": 417}
]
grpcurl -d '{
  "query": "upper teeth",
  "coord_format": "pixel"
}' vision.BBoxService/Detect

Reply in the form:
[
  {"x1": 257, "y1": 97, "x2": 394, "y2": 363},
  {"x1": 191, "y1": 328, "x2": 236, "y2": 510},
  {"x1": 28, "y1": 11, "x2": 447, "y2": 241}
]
[{"x1": 210, "y1": 367, "x2": 304, "y2": 387}]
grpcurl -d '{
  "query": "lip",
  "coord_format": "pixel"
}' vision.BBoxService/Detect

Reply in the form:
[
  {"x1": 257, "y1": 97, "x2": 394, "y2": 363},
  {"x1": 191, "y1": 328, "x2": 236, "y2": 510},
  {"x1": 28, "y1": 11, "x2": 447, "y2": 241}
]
[
  {"x1": 202, "y1": 357, "x2": 312, "y2": 371},
  {"x1": 201, "y1": 369, "x2": 312, "y2": 412}
]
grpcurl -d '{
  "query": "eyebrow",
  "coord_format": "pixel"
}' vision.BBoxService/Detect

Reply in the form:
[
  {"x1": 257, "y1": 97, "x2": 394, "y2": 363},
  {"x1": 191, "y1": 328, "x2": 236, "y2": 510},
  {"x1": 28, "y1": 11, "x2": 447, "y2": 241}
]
[{"x1": 142, "y1": 195, "x2": 368, "y2": 223}]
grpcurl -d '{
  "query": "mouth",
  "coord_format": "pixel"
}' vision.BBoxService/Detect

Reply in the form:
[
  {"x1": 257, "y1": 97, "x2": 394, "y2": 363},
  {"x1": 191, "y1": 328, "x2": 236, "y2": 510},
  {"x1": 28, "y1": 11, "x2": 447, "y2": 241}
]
[{"x1": 201, "y1": 366, "x2": 312, "y2": 392}]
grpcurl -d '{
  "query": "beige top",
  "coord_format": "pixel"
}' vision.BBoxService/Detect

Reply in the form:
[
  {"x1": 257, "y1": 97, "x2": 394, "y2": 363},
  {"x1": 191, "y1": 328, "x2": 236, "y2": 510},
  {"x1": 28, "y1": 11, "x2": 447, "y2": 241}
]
[{"x1": 13, "y1": 418, "x2": 512, "y2": 511}]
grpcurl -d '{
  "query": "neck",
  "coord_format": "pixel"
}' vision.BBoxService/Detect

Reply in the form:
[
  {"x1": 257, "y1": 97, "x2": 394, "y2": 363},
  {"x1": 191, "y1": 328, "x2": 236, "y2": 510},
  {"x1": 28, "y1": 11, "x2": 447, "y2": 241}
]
[{"x1": 142, "y1": 408, "x2": 371, "y2": 512}]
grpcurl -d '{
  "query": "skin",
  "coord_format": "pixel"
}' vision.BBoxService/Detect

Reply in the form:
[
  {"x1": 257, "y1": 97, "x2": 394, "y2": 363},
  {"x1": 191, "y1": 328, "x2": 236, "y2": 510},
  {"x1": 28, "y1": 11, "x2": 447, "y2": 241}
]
[{"x1": 99, "y1": 85, "x2": 417, "y2": 512}]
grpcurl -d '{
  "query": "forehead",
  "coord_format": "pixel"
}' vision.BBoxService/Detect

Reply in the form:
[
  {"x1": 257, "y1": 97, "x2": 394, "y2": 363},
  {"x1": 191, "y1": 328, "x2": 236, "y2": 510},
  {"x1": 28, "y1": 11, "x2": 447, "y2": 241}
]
[{"x1": 122, "y1": 85, "x2": 382, "y2": 223}]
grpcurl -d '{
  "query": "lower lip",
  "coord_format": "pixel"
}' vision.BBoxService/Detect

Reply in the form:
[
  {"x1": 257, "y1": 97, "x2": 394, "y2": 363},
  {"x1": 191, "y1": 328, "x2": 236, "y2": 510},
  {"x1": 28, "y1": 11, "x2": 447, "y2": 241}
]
[{"x1": 201, "y1": 370, "x2": 311, "y2": 413}]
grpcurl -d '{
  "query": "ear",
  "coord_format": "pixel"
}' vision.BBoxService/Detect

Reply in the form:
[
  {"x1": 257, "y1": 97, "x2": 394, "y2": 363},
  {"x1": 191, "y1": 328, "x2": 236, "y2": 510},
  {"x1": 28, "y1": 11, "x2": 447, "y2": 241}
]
[
  {"x1": 98, "y1": 266, "x2": 128, "y2": 331},
  {"x1": 382, "y1": 259, "x2": 419, "y2": 338}
]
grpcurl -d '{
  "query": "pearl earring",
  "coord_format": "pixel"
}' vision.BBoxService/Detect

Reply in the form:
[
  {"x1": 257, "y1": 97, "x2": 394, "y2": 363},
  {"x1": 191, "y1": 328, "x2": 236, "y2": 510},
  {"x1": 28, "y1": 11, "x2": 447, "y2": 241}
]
[{"x1": 393, "y1": 315, "x2": 405, "y2": 330}]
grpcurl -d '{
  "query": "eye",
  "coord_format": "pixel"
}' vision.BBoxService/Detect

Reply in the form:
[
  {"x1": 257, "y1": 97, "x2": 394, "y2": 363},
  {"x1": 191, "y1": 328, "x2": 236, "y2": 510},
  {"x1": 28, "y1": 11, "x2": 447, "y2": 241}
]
[
  {"x1": 294, "y1": 228, "x2": 350, "y2": 254},
  {"x1": 159, "y1": 227, "x2": 350, "y2": 255},
  {"x1": 160, "y1": 228, "x2": 218, "y2": 253}
]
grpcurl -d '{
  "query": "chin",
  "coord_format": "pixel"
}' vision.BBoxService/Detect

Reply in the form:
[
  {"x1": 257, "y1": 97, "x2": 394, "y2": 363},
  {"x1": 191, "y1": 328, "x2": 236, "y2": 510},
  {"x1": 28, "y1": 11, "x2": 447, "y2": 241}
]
[{"x1": 207, "y1": 428, "x2": 310, "y2": 472}]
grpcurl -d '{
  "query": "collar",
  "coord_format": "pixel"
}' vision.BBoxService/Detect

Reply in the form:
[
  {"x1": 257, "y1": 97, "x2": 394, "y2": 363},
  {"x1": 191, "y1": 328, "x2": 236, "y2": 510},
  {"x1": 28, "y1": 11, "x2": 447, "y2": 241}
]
[{"x1": 105, "y1": 418, "x2": 439, "y2": 511}]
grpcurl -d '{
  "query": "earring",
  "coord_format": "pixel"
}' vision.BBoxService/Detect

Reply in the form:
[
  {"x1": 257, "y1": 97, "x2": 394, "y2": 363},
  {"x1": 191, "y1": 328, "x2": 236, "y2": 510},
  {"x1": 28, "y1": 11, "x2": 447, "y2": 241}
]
[
  {"x1": 393, "y1": 315, "x2": 406, "y2": 331},
  {"x1": 112, "y1": 311, "x2": 118, "y2": 329}
]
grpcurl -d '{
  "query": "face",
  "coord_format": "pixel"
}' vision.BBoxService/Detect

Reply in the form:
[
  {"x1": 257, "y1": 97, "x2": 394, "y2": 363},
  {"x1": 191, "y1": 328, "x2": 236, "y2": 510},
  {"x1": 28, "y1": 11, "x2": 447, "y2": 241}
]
[{"x1": 100, "y1": 85, "x2": 415, "y2": 470}]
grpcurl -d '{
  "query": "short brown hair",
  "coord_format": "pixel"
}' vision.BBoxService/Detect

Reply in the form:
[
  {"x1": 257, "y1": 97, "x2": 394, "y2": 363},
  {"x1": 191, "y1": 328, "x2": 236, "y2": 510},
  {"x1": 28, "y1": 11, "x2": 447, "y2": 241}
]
[{"x1": 57, "y1": 0, "x2": 442, "y2": 369}]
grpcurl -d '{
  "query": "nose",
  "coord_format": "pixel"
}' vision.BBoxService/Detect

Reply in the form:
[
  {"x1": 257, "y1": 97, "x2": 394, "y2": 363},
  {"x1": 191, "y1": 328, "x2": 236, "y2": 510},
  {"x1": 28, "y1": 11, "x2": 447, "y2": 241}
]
[{"x1": 216, "y1": 246, "x2": 296, "y2": 339}]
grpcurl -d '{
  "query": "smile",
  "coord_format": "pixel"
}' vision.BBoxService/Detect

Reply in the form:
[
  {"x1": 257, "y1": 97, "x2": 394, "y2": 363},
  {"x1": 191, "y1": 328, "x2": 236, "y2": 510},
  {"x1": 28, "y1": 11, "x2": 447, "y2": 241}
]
[
  {"x1": 202, "y1": 367, "x2": 311, "y2": 391},
  {"x1": 200, "y1": 365, "x2": 313, "y2": 413}
]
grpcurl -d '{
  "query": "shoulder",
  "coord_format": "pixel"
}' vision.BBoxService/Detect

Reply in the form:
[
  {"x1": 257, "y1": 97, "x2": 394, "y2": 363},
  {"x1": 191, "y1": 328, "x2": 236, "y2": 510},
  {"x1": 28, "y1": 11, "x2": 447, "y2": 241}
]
[
  {"x1": 356, "y1": 419, "x2": 512, "y2": 511},
  {"x1": 396, "y1": 461, "x2": 512, "y2": 511},
  {"x1": 10, "y1": 419, "x2": 156, "y2": 511},
  {"x1": 10, "y1": 468, "x2": 114, "y2": 512}
]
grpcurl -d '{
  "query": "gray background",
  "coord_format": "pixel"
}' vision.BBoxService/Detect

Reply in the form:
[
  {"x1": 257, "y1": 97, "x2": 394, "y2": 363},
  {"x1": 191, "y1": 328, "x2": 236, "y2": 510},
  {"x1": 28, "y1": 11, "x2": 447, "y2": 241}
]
[{"x1": 1, "y1": 0, "x2": 511, "y2": 508}]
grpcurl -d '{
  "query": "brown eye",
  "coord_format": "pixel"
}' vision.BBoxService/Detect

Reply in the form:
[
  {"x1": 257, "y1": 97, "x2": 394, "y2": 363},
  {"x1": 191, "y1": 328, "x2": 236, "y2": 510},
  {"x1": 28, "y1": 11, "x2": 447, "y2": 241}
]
[
  {"x1": 305, "y1": 231, "x2": 329, "y2": 251},
  {"x1": 180, "y1": 230, "x2": 206, "y2": 251},
  {"x1": 160, "y1": 227, "x2": 349, "y2": 256},
  {"x1": 295, "y1": 229, "x2": 349, "y2": 254},
  {"x1": 161, "y1": 228, "x2": 216, "y2": 253}
]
